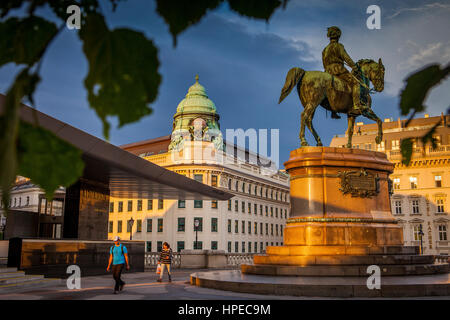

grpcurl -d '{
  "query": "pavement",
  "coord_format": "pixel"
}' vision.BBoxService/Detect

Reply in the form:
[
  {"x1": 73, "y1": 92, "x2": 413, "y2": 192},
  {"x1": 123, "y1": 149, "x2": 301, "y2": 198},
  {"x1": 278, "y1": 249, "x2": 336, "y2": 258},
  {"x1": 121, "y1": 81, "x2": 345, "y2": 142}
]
[{"x1": 0, "y1": 269, "x2": 449, "y2": 300}]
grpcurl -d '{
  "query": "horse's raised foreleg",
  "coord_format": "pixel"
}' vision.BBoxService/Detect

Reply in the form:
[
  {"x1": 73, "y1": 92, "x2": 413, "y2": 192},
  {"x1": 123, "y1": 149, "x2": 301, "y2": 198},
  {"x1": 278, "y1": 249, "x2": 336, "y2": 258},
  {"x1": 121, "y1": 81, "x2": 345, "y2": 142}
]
[
  {"x1": 346, "y1": 116, "x2": 355, "y2": 148},
  {"x1": 299, "y1": 110, "x2": 308, "y2": 146},
  {"x1": 305, "y1": 104, "x2": 322, "y2": 146},
  {"x1": 362, "y1": 108, "x2": 383, "y2": 144}
]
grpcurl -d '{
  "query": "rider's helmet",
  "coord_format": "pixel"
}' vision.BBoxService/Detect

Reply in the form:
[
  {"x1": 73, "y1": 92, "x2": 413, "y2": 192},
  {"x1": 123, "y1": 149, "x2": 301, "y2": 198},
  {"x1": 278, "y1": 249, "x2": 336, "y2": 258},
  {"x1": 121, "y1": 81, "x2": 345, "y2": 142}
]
[{"x1": 327, "y1": 26, "x2": 341, "y2": 40}]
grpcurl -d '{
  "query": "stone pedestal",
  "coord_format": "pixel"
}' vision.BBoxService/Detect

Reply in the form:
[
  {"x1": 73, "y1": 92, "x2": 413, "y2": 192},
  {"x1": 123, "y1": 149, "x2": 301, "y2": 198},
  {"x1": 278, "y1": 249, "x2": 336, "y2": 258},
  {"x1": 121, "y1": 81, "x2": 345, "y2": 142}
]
[{"x1": 192, "y1": 147, "x2": 450, "y2": 297}]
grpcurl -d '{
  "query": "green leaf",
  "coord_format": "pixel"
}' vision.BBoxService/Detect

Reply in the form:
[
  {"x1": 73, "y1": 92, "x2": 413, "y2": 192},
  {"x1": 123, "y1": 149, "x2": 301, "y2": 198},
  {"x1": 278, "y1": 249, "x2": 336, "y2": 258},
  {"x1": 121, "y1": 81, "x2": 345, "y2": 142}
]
[
  {"x1": 400, "y1": 138, "x2": 413, "y2": 166},
  {"x1": 227, "y1": 0, "x2": 284, "y2": 20},
  {"x1": 17, "y1": 121, "x2": 85, "y2": 201},
  {"x1": 400, "y1": 64, "x2": 450, "y2": 116},
  {"x1": 0, "y1": 16, "x2": 58, "y2": 67},
  {"x1": 0, "y1": 68, "x2": 40, "y2": 211},
  {"x1": 79, "y1": 13, "x2": 161, "y2": 139},
  {"x1": 155, "y1": 0, "x2": 222, "y2": 47}
]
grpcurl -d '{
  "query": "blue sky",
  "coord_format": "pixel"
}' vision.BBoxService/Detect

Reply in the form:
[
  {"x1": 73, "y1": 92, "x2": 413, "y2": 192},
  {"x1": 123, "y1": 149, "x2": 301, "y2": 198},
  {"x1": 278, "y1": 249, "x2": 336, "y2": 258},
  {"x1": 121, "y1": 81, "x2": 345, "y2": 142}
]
[{"x1": 1, "y1": 0, "x2": 449, "y2": 167}]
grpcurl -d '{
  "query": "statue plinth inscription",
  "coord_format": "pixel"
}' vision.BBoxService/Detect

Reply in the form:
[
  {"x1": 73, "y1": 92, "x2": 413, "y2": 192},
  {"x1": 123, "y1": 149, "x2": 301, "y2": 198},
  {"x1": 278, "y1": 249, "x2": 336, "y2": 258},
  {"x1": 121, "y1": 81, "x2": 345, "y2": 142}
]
[{"x1": 338, "y1": 168, "x2": 379, "y2": 198}]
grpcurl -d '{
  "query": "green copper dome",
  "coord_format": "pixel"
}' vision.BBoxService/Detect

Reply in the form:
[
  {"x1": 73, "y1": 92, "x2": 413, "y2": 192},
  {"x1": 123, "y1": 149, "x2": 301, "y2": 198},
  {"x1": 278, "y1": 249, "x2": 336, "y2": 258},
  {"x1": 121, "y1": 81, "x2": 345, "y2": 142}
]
[{"x1": 176, "y1": 75, "x2": 217, "y2": 114}]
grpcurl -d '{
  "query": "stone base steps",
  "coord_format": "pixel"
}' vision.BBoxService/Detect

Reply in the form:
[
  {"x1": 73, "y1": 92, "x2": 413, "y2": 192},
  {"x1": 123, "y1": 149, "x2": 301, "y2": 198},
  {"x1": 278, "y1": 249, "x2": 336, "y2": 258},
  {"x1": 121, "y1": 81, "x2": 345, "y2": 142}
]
[
  {"x1": 254, "y1": 254, "x2": 435, "y2": 266},
  {"x1": 191, "y1": 270, "x2": 450, "y2": 298},
  {"x1": 242, "y1": 262, "x2": 450, "y2": 277},
  {"x1": 0, "y1": 267, "x2": 61, "y2": 292}
]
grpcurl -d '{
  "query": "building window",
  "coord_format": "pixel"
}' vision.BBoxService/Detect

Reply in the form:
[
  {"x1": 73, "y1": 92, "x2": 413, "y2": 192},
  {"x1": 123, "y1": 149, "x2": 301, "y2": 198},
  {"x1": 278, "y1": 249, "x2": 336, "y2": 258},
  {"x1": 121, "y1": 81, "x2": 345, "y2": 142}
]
[
  {"x1": 392, "y1": 140, "x2": 400, "y2": 151},
  {"x1": 157, "y1": 241, "x2": 163, "y2": 252},
  {"x1": 241, "y1": 221, "x2": 245, "y2": 234},
  {"x1": 211, "y1": 218, "x2": 218, "y2": 232},
  {"x1": 393, "y1": 178, "x2": 400, "y2": 190},
  {"x1": 228, "y1": 241, "x2": 232, "y2": 253},
  {"x1": 26, "y1": 196, "x2": 30, "y2": 206},
  {"x1": 265, "y1": 223, "x2": 269, "y2": 235},
  {"x1": 194, "y1": 174, "x2": 203, "y2": 183},
  {"x1": 177, "y1": 241, "x2": 185, "y2": 252},
  {"x1": 377, "y1": 141, "x2": 385, "y2": 152},
  {"x1": 234, "y1": 200, "x2": 238, "y2": 212},
  {"x1": 248, "y1": 242, "x2": 252, "y2": 253},
  {"x1": 235, "y1": 242, "x2": 239, "y2": 253},
  {"x1": 108, "y1": 221, "x2": 113, "y2": 233},
  {"x1": 211, "y1": 241, "x2": 218, "y2": 250},
  {"x1": 435, "y1": 175, "x2": 442, "y2": 188},
  {"x1": 275, "y1": 207, "x2": 278, "y2": 218},
  {"x1": 117, "y1": 220, "x2": 123, "y2": 233},
  {"x1": 411, "y1": 199, "x2": 420, "y2": 214},
  {"x1": 178, "y1": 217, "x2": 185, "y2": 232},
  {"x1": 127, "y1": 201, "x2": 132, "y2": 212},
  {"x1": 158, "y1": 199, "x2": 164, "y2": 210},
  {"x1": 228, "y1": 200, "x2": 232, "y2": 211},
  {"x1": 157, "y1": 218, "x2": 163, "y2": 232},
  {"x1": 241, "y1": 201, "x2": 245, "y2": 213},
  {"x1": 276, "y1": 224, "x2": 279, "y2": 236},
  {"x1": 254, "y1": 242, "x2": 258, "y2": 253},
  {"x1": 248, "y1": 202, "x2": 251, "y2": 214},
  {"x1": 137, "y1": 219, "x2": 142, "y2": 232},
  {"x1": 146, "y1": 241, "x2": 152, "y2": 252},
  {"x1": 235, "y1": 181, "x2": 239, "y2": 191},
  {"x1": 260, "y1": 222, "x2": 263, "y2": 235},
  {"x1": 270, "y1": 207, "x2": 273, "y2": 217},
  {"x1": 118, "y1": 201, "x2": 123, "y2": 212},
  {"x1": 254, "y1": 222, "x2": 258, "y2": 235},
  {"x1": 147, "y1": 199, "x2": 153, "y2": 210},
  {"x1": 410, "y1": 177, "x2": 418, "y2": 189},
  {"x1": 178, "y1": 200, "x2": 186, "y2": 208},
  {"x1": 194, "y1": 217, "x2": 203, "y2": 231},
  {"x1": 228, "y1": 219, "x2": 231, "y2": 233},
  {"x1": 242, "y1": 182, "x2": 245, "y2": 193},
  {"x1": 211, "y1": 175, "x2": 217, "y2": 187},
  {"x1": 147, "y1": 219, "x2": 152, "y2": 232},
  {"x1": 248, "y1": 221, "x2": 251, "y2": 234},
  {"x1": 438, "y1": 225, "x2": 447, "y2": 241},
  {"x1": 228, "y1": 179, "x2": 232, "y2": 190},
  {"x1": 127, "y1": 219, "x2": 133, "y2": 232},
  {"x1": 254, "y1": 186, "x2": 257, "y2": 195},
  {"x1": 413, "y1": 225, "x2": 422, "y2": 241},
  {"x1": 109, "y1": 202, "x2": 114, "y2": 213},
  {"x1": 211, "y1": 200, "x2": 218, "y2": 209},
  {"x1": 235, "y1": 220, "x2": 238, "y2": 233},
  {"x1": 281, "y1": 225, "x2": 283, "y2": 236},
  {"x1": 193, "y1": 241, "x2": 203, "y2": 250},
  {"x1": 436, "y1": 198, "x2": 445, "y2": 213},
  {"x1": 260, "y1": 242, "x2": 263, "y2": 253},
  {"x1": 271, "y1": 224, "x2": 274, "y2": 236},
  {"x1": 254, "y1": 203, "x2": 257, "y2": 215},
  {"x1": 242, "y1": 241, "x2": 246, "y2": 253},
  {"x1": 194, "y1": 200, "x2": 203, "y2": 208},
  {"x1": 260, "y1": 204, "x2": 263, "y2": 215},
  {"x1": 137, "y1": 200, "x2": 142, "y2": 211},
  {"x1": 394, "y1": 201, "x2": 402, "y2": 214},
  {"x1": 265, "y1": 206, "x2": 268, "y2": 216}
]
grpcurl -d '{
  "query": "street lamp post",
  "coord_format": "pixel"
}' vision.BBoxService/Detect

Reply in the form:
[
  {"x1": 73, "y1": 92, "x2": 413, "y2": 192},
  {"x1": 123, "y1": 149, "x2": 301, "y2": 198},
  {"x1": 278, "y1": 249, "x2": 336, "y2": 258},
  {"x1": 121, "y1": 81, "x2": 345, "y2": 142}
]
[
  {"x1": 128, "y1": 217, "x2": 135, "y2": 241},
  {"x1": 418, "y1": 224, "x2": 425, "y2": 255},
  {"x1": 194, "y1": 219, "x2": 200, "y2": 250}
]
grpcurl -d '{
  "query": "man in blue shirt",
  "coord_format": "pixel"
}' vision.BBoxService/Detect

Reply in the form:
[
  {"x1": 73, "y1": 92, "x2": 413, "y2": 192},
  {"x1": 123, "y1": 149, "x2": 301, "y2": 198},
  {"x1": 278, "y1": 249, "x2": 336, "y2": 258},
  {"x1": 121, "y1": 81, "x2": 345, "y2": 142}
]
[{"x1": 107, "y1": 236, "x2": 130, "y2": 294}]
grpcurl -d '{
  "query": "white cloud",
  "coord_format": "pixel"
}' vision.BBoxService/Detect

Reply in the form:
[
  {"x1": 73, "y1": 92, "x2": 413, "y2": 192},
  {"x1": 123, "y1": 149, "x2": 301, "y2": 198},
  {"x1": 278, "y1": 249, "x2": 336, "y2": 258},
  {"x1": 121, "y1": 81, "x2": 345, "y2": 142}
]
[{"x1": 387, "y1": 2, "x2": 450, "y2": 19}]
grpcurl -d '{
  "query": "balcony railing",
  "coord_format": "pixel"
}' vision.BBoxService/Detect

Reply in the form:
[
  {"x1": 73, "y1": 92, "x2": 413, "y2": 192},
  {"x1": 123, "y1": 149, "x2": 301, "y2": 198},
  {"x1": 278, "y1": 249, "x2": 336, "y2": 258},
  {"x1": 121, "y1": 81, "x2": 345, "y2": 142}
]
[
  {"x1": 434, "y1": 255, "x2": 449, "y2": 264},
  {"x1": 144, "y1": 252, "x2": 255, "y2": 269}
]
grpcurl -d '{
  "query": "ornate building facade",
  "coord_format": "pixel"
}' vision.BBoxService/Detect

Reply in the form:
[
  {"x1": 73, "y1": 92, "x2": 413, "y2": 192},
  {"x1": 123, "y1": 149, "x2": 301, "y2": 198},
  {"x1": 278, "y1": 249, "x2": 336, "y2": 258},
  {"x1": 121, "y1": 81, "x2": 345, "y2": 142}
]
[
  {"x1": 108, "y1": 76, "x2": 290, "y2": 253},
  {"x1": 330, "y1": 114, "x2": 450, "y2": 255}
]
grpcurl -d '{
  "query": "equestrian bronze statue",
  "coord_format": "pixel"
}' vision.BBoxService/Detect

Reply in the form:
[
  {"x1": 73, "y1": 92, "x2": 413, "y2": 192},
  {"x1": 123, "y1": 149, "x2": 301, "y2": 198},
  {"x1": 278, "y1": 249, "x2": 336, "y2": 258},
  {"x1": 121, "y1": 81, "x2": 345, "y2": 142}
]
[{"x1": 278, "y1": 26, "x2": 385, "y2": 148}]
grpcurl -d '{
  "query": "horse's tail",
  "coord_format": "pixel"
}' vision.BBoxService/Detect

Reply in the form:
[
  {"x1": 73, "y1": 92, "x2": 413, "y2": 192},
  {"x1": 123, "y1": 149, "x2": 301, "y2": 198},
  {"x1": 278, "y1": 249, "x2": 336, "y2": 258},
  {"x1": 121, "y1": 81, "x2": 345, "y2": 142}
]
[{"x1": 278, "y1": 67, "x2": 305, "y2": 104}]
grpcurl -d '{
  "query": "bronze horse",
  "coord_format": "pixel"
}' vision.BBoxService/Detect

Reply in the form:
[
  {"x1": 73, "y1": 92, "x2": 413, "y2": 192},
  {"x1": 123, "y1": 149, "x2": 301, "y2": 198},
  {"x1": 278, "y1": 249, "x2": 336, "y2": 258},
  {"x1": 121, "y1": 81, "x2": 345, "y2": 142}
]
[{"x1": 278, "y1": 59, "x2": 385, "y2": 148}]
